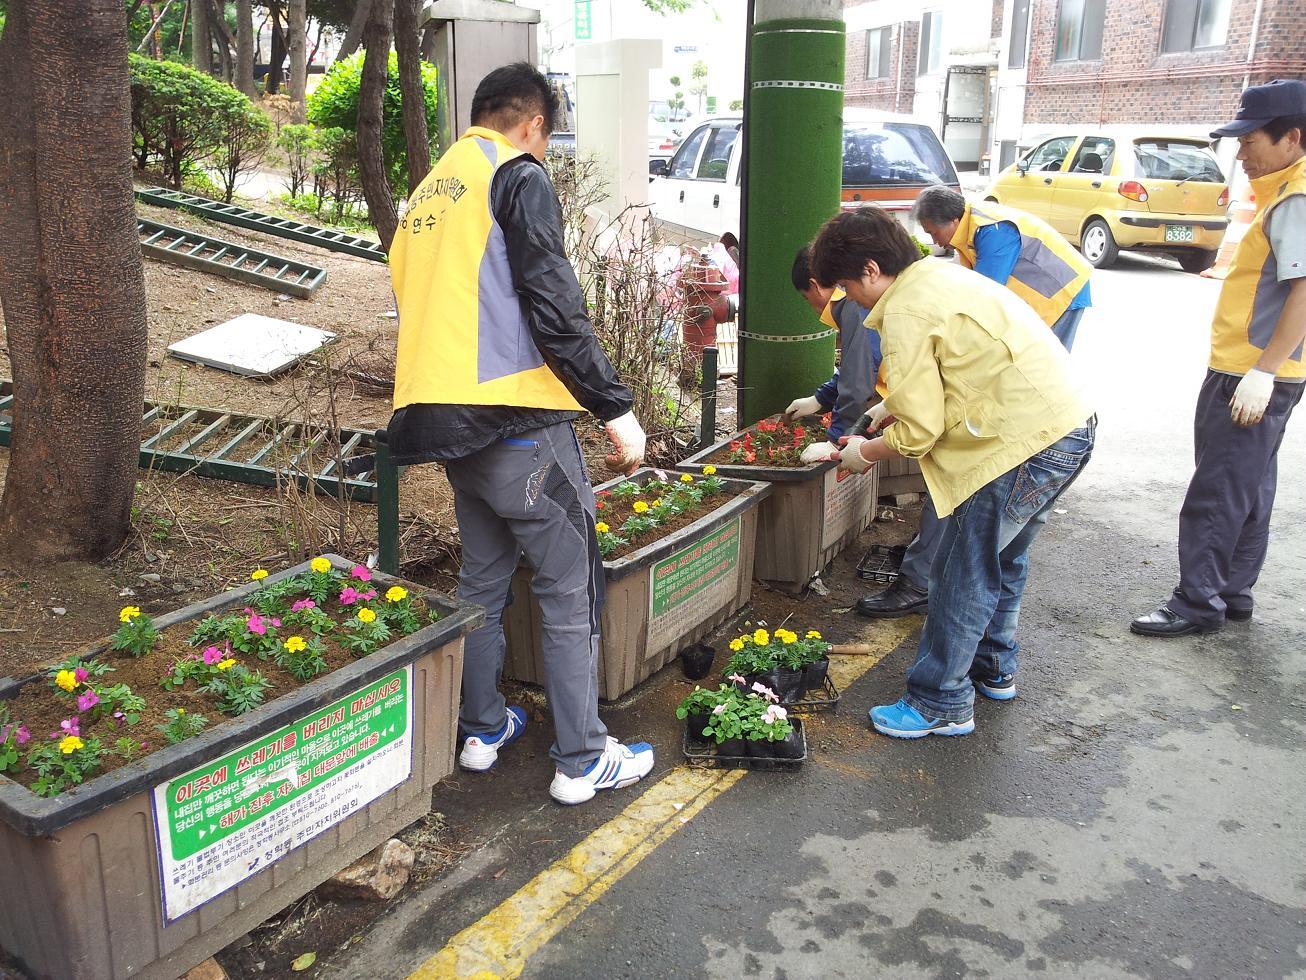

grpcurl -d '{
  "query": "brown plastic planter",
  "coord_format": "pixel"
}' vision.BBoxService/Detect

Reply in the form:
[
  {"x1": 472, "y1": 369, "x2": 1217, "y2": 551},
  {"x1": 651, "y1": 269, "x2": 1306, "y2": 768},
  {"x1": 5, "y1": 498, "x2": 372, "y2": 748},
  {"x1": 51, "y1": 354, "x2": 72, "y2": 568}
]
[
  {"x1": 503, "y1": 468, "x2": 770, "y2": 701},
  {"x1": 0, "y1": 555, "x2": 482, "y2": 980},
  {"x1": 679, "y1": 432, "x2": 880, "y2": 593}
]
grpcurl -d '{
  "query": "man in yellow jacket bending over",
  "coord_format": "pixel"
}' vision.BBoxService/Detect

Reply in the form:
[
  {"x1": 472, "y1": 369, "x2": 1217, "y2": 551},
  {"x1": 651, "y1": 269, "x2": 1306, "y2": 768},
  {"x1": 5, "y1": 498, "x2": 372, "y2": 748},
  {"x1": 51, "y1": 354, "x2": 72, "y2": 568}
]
[
  {"x1": 387, "y1": 63, "x2": 653, "y2": 803},
  {"x1": 812, "y1": 206, "x2": 1094, "y2": 737}
]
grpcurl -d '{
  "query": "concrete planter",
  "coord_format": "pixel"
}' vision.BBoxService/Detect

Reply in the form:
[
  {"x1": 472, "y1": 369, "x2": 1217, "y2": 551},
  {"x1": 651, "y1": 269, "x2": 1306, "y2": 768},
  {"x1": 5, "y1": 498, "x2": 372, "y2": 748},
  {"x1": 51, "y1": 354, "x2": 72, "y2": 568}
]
[
  {"x1": 678, "y1": 434, "x2": 880, "y2": 593},
  {"x1": 0, "y1": 555, "x2": 482, "y2": 980},
  {"x1": 503, "y1": 469, "x2": 770, "y2": 701}
]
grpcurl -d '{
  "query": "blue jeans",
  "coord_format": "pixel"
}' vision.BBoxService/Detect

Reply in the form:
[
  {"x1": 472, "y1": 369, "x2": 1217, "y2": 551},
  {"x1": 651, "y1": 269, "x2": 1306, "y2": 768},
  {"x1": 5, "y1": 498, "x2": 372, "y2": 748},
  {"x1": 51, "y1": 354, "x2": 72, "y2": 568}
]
[{"x1": 903, "y1": 418, "x2": 1096, "y2": 722}]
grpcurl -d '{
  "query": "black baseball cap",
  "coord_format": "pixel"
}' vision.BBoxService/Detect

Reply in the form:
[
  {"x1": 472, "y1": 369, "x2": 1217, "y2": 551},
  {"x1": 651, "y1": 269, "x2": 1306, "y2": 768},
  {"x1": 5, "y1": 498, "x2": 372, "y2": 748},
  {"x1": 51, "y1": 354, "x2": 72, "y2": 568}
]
[{"x1": 1211, "y1": 79, "x2": 1306, "y2": 139}]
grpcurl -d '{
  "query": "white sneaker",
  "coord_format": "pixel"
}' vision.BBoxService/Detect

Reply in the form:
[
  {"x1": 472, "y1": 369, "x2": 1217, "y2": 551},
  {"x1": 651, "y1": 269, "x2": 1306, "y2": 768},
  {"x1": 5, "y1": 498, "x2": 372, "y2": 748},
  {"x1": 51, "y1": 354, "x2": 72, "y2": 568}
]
[
  {"x1": 549, "y1": 737, "x2": 655, "y2": 805},
  {"x1": 458, "y1": 706, "x2": 527, "y2": 772}
]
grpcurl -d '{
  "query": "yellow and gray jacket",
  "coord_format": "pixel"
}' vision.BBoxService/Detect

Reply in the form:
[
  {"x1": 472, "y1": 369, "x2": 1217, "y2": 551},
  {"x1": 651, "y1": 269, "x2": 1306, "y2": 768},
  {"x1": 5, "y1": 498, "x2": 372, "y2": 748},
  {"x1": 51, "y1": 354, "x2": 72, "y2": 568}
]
[
  {"x1": 950, "y1": 202, "x2": 1092, "y2": 327},
  {"x1": 1209, "y1": 156, "x2": 1306, "y2": 380},
  {"x1": 387, "y1": 126, "x2": 632, "y2": 463}
]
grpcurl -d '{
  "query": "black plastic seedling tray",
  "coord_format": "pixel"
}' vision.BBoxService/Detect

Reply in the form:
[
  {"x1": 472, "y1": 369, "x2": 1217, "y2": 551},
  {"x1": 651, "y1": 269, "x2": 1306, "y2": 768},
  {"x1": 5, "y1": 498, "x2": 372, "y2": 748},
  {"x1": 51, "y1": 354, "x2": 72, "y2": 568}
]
[
  {"x1": 784, "y1": 675, "x2": 841, "y2": 714},
  {"x1": 682, "y1": 718, "x2": 806, "y2": 771},
  {"x1": 856, "y1": 544, "x2": 906, "y2": 584}
]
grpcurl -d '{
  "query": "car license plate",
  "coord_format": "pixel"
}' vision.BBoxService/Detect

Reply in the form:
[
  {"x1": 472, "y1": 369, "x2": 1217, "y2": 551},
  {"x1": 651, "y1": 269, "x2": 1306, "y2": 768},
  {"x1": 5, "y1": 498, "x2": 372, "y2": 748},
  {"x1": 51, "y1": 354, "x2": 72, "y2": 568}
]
[{"x1": 1165, "y1": 224, "x2": 1195, "y2": 243}]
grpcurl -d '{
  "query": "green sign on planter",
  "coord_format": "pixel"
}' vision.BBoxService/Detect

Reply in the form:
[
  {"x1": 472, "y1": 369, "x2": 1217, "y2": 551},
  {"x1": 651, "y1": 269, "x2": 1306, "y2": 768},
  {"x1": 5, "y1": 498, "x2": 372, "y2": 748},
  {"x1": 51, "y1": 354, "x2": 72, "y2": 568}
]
[
  {"x1": 647, "y1": 516, "x2": 740, "y2": 650},
  {"x1": 152, "y1": 666, "x2": 412, "y2": 921}
]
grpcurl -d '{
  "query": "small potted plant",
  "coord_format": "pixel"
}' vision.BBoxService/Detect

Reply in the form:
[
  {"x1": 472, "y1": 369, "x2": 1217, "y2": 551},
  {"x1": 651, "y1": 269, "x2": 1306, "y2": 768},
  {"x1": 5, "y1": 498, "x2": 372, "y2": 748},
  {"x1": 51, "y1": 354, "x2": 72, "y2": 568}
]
[
  {"x1": 723, "y1": 627, "x2": 829, "y2": 705},
  {"x1": 742, "y1": 697, "x2": 801, "y2": 760},
  {"x1": 675, "y1": 685, "x2": 725, "y2": 746}
]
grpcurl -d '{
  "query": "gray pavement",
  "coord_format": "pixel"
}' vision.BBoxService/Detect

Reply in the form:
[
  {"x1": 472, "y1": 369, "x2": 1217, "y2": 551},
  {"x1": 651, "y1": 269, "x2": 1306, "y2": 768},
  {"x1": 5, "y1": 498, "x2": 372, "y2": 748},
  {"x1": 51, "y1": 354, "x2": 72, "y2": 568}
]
[{"x1": 335, "y1": 251, "x2": 1305, "y2": 979}]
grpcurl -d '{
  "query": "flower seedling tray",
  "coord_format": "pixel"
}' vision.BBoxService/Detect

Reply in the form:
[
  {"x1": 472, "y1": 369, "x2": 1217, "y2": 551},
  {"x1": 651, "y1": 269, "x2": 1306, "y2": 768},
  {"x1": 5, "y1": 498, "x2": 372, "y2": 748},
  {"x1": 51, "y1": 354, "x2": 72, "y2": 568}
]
[
  {"x1": 0, "y1": 556, "x2": 482, "y2": 980},
  {"x1": 682, "y1": 718, "x2": 806, "y2": 771},
  {"x1": 856, "y1": 544, "x2": 906, "y2": 584},
  {"x1": 784, "y1": 675, "x2": 841, "y2": 715}
]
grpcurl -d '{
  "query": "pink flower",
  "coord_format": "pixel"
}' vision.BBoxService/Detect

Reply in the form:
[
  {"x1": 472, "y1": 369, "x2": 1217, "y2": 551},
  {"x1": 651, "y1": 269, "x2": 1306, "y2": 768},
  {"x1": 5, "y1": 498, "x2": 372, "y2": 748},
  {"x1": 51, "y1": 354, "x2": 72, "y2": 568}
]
[
  {"x1": 246, "y1": 613, "x2": 266, "y2": 636},
  {"x1": 77, "y1": 690, "x2": 100, "y2": 713},
  {"x1": 271, "y1": 618, "x2": 282, "y2": 628},
  {"x1": 14, "y1": 725, "x2": 30, "y2": 745},
  {"x1": 351, "y1": 565, "x2": 373, "y2": 582},
  {"x1": 711, "y1": 703, "x2": 727, "y2": 715},
  {"x1": 203, "y1": 646, "x2": 224, "y2": 665},
  {"x1": 338, "y1": 586, "x2": 361, "y2": 606},
  {"x1": 360, "y1": 590, "x2": 377, "y2": 602},
  {"x1": 726, "y1": 673, "x2": 747, "y2": 685},
  {"x1": 761, "y1": 704, "x2": 789, "y2": 725},
  {"x1": 56, "y1": 718, "x2": 80, "y2": 738},
  {"x1": 74, "y1": 667, "x2": 89, "y2": 683},
  {"x1": 751, "y1": 682, "x2": 779, "y2": 703},
  {"x1": 291, "y1": 598, "x2": 316, "y2": 612}
]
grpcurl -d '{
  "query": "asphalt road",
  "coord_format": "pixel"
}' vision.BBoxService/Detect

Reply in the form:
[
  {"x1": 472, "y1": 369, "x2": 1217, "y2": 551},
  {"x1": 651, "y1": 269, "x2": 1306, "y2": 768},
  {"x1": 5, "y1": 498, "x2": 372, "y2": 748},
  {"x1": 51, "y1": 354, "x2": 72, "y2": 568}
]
[{"x1": 336, "y1": 251, "x2": 1305, "y2": 980}]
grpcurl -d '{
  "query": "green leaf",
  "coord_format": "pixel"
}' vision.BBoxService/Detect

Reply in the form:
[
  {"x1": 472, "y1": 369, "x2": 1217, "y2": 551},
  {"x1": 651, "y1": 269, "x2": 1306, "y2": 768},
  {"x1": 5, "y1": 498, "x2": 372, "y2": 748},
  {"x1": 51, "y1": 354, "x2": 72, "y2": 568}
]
[{"x1": 291, "y1": 952, "x2": 317, "y2": 972}]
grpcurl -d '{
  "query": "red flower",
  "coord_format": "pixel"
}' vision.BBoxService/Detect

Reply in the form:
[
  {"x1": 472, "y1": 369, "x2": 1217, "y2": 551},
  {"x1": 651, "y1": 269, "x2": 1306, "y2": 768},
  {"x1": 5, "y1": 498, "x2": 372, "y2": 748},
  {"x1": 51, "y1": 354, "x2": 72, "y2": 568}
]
[
  {"x1": 744, "y1": 451, "x2": 757, "y2": 464},
  {"x1": 793, "y1": 426, "x2": 806, "y2": 441},
  {"x1": 729, "y1": 440, "x2": 741, "y2": 452}
]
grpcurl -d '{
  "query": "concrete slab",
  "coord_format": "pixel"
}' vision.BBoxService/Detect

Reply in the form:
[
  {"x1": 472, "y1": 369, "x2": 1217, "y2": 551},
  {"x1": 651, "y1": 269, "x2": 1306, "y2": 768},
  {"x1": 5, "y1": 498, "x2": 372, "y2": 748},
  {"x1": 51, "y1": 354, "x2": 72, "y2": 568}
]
[{"x1": 166, "y1": 313, "x2": 335, "y2": 378}]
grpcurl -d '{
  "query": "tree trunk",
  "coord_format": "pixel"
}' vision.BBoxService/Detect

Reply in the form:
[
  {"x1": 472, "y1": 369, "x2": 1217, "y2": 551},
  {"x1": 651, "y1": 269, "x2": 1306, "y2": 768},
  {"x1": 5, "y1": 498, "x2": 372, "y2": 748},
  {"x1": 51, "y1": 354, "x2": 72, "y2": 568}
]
[
  {"x1": 189, "y1": 0, "x2": 210, "y2": 73},
  {"x1": 358, "y1": 0, "x2": 397, "y2": 249},
  {"x1": 208, "y1": 0, "x2": 233, "y2": 82},
  {"x1": 265, "y1": 2, "x2": 284, "y2": 95},
  {"x1": 0, "y1": 0, "x2": 150, "y2": 561},
  {"x1": 235, "y1": 0, "x2": 256, "y2": 97},
  {"x1": 394, "y1": 0, "x2": 431, "y2": 186},
  {"x1": 336, "y1": 0, "x2": 373, "y2": 62},
  {"x1": 287, "y1": 0, "x2": 307, "y2": 122}
]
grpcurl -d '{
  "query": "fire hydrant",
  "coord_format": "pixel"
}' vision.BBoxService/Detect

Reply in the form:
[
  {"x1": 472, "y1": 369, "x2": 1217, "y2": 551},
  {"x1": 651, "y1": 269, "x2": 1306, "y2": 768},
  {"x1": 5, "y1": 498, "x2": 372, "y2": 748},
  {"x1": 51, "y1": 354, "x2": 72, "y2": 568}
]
[{"x1": 679, "y1": 251, "x2": 736, "y2": 386}]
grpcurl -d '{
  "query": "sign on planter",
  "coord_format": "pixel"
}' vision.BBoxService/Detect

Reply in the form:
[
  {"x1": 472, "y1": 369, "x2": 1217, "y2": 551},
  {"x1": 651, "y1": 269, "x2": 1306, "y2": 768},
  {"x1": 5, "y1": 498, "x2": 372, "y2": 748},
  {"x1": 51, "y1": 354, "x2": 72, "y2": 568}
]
[
  {"x1": 152, "y1": 666, "x2": 413, "y2": 922},
  {"x1": 819, "y1": 467, "x2": 877, "y2": 552},
  {"x1": 647, "y1": 517, "x2": 740, "y2": 651}
]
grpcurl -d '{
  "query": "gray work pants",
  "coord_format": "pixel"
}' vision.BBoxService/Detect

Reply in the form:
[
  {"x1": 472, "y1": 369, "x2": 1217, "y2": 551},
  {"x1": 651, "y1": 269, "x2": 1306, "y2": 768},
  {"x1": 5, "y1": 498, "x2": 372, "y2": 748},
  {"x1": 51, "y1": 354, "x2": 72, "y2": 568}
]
[
  {"x1": 1170, "y1": 370, "x2": 1303, "y2": 627},
  {"x1": 444, "y1": 421, "x2": 608, "y2": 777}
]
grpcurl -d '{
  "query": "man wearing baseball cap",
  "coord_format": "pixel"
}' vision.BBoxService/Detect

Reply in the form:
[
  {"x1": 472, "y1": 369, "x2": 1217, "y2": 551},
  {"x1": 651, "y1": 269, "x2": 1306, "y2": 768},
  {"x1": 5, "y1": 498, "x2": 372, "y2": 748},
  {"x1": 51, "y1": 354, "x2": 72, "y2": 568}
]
[{"x1": 1133, "y1": 79, "x2": 1306, "y2": 637}]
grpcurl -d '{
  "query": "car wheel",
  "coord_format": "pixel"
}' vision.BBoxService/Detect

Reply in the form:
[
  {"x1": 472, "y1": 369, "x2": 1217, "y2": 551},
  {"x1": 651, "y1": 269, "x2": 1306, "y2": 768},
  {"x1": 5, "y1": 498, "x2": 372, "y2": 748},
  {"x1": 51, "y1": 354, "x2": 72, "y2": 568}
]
[
  {"x1": 1177, "y1": 249, "x2": 1218, "y2": 274},
  {"x1": 984, "y1": 196, "x2": 999, "y2": 203},
  {"x1": 1080, "y1": 218, "x2": 1119, "y2": 269}
]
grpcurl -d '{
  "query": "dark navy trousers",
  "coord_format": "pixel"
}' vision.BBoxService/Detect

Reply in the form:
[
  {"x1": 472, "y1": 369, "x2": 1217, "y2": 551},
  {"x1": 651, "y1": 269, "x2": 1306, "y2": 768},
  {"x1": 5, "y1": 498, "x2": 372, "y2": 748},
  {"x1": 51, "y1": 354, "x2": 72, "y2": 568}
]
[{"x1": 1170, "y1": 370, "x2": 1303, "y2": 627}]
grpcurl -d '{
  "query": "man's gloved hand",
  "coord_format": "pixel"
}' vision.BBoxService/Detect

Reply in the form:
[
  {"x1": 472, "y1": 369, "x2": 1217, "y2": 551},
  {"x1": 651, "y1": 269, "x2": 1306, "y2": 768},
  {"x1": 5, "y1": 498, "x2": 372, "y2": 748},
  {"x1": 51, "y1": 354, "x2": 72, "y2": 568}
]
[
  {"x1": 604, "y1": 411, "x2": 646, "y2": 475},
  {"x1": 800, "y1": 440, "x2": 838, "y2": 464},
  {"x1": 867, "y1": 401, "x2": 892, "y2": 432},
  {"x1": 1230, "y1": 368, "x2": 1275, "y2": 426},
  {"x1": 783, "y1": 395, "x2": 824, "y2": 422},
  {"x1": 833, "y1": 435, "x2": 874, "y2": 474}
]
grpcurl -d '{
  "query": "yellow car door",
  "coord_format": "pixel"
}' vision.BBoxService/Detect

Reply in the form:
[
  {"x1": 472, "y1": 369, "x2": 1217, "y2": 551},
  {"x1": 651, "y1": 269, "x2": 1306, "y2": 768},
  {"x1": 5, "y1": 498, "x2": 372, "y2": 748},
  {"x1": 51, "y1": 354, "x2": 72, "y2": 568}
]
[
  {"x1": 1051, "y1": 136, "x2": 1117, "y2": 240},
  {"x1": 989, "y1": 134, "x2": 1078, "y2": 215}
]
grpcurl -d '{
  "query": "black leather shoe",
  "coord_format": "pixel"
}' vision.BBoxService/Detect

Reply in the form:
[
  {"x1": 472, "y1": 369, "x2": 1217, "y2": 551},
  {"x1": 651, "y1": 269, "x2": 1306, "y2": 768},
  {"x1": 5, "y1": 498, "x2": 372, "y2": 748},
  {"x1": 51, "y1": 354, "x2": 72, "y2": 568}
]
[
  {"x1": 1225, "y1": 607, "x2": 1253, "y2": 622},
  {"x1": 1129, "y1": 605, "x2": 1215, "y2": 637},
  {"x1": 856, "y1": 578, "x2": 929, "y2": 618}
]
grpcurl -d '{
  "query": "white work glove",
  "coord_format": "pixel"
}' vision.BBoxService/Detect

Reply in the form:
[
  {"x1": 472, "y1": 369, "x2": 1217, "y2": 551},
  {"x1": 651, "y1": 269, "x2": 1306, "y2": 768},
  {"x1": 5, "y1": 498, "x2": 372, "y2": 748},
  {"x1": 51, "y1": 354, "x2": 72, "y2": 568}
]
[
  {"x1": 835, "y1": 435, "x2": 874, "y2": 474},
  {"x1": 867, "y1": 401, "x2": 891, "y2": 432},
  {"x1": 603, "y1": 411, "x2": 646, "y2": 475},
  {"x1": 783, "y1": 395, "x2": 824, "y2": 422},
  {"x1": 800, "y1": 440, "x2": 838, "y2": 464},
  {"x1": 1230, "y1": 368, "x2": 1275, "y2": 426}
]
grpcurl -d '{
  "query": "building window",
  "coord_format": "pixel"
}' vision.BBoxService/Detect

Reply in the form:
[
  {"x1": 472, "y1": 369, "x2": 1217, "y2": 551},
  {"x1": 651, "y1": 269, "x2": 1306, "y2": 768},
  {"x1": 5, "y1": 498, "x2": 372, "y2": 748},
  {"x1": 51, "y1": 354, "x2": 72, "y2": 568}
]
[
  {"x1": 866, "y1": 26, "x2": 892, "y2": 79},
  {"x1": 919, "y1": 11, "x2": 943, "y2": 76},
  {"x1": 1161, "y1": 0, "x2": 1232, "y2": 53},
  {"x1": 1055, "y1": 0, "x2": 1105, "y2": 62},
  {"x1": 1008, "y1": 0, "x2": 1031, "y2": 69}
]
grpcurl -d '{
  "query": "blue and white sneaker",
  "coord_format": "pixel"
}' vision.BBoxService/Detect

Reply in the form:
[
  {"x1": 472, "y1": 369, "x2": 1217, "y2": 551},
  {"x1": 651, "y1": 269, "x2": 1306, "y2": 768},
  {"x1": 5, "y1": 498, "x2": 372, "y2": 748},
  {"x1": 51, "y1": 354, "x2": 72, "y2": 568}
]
[
  {"x1": 458, "y1": 706, "x2": 527, "y2": 771},
  {"x1": 549, "y1": 737, "x2": 655, "y2": 805},
  {"x1": 971, "y1": 670, "x2": 1017, "y2": 701},
  {"x1": 869, "y1": 699, "x2": 974, "y2": 739}
]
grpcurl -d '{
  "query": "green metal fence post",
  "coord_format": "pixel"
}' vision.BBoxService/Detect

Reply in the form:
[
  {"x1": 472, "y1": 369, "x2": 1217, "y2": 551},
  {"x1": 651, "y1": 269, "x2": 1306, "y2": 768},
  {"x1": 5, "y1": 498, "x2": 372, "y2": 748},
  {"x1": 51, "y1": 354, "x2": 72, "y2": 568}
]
[
  {"x1": 699, "y1": 346, "x2": 718, "y2": 449},
  {"x1": 375, "y1": 433, "x2": 401, "y2": 575}
]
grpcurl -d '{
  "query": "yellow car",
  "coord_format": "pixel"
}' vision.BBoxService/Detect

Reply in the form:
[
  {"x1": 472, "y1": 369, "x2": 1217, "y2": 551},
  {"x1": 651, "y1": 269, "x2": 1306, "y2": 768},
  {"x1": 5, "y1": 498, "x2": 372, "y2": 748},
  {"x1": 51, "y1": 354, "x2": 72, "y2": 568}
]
[{"x1": 984, "y1": 131, "x2": 1230, "y2": 273}]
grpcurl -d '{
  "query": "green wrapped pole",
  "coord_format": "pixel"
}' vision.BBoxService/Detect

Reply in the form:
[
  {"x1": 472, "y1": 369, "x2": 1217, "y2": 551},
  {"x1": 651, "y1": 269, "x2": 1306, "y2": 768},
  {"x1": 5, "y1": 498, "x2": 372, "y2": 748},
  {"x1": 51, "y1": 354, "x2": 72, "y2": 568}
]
[{"x1": 739, "y1": 0, "x2": 845, "y2": 425}]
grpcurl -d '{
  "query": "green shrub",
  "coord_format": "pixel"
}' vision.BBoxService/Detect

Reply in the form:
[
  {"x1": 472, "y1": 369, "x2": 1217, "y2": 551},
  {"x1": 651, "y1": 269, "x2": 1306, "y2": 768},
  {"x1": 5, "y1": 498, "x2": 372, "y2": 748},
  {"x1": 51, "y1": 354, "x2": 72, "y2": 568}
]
[
  {"x1": 212, "y1": 103, "x2": 273, "y2": 203},
  {"x1": 278, "y1": 123, "x2": 318, "y2": 198},
  {"x1": 129, "y1": 53, "x2": 255, "y2": 190},
  {"x1": 310, "y1": 126, "x2": 365, "y2": 223},
  {"x1": 306, "y1": 50, "x2": 439, "y2": 195}
]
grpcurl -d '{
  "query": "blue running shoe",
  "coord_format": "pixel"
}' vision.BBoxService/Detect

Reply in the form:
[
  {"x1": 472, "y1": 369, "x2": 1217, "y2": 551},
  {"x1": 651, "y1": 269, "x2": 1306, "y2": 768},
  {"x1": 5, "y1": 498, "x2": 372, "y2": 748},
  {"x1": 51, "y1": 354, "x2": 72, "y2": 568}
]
[
  {"x1": 459, "y1": 706, "x2": 527, "y2": 771},
  {"x1": 970, "y1": 670, "x2": 1017, "y2": 701},
  {"x1": 869, "y1": 699, "x2": 974, "y2": 739},
  {"x1": 549, "y1": 737, "x2": 655, "y2": 805}
]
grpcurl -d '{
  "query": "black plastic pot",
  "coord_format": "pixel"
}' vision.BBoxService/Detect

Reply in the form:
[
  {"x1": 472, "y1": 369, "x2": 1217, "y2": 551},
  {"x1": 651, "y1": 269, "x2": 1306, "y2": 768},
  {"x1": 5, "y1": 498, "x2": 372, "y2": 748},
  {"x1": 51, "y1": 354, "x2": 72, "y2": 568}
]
[
  {"x1": 772, "y1": 727, "x2": 805, "y2": 759},
  {"x1": 772, "y1": 667, "x2": 805, "y2": 704},
  {"x1": 803, "y1": 657, "x2": 830, "y2": 694},
  {"x1": 745, "y1": 737, "x2": 775, "y2": 759},
  {"x1": 716, "y1": 736, "x2": 746, "y2": 757},
  {"x1": 684, "y1": 709, "x2": 712, "y2": 746},
  {"x1": 680, "y1": 642, "x2": 716, "y2": 680}
]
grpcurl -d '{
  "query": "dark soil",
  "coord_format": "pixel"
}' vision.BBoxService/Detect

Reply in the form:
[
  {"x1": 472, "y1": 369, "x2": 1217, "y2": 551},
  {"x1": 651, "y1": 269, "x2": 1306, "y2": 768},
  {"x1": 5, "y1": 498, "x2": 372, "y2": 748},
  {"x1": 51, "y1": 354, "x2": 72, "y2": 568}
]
[{"x1": 599, "y1": 485, "x2": 741, "y2": 561}]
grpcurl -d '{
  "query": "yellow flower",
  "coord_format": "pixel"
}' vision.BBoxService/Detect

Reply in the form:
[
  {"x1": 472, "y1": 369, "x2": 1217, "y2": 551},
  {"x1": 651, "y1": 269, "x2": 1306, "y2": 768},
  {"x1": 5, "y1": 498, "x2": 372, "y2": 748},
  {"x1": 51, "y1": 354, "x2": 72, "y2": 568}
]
[
  {"x1": 653, "y1": 498, "x2": 665, "y2": 508},
  {"x1": 60, "y1": 735, "x2": 84, "y2": 755},
  {"x1": 806, "y1": 630, "x2": 822, "y2": 640},
  {"x1": 119, "y1": 605, "x2": 141, "y2": 623},
  {"x1": 680, "y1": 474, "x2": 693, "y2": 483},
  {"x1": 310, "y1": 557, "x2": 332, "y2": 574},
  {"x1": 250, "y1": 568, "x2": 269, "y2": 581},
  {"x1": 284, "y1": 635, "x2": 307, "y2": 653},
  {"x1": 217, "y1": 659, "x2": 237, "y2": 670},
  {"x1": 780, "y1": 633, "x2": 796, "y2": 645},
  {"x1": 177, "y1": 708, "x2": 185, "y2": 715},
  {"x1": 55, "y1": 669, "x2": 79, "y2": 692},
  {"x1": 386, "y1": 586, "x2": 408, "y2": 603},
  {"x1": 357, "y1": 608, "x2": 377, "y2": 623},
  {"x1": 703, "y1": 465, "x2": 717, "y2": 476},
  {"x1": 633, "y1": 501, "x2": 649, "y2": 514},
  {"x1": 753, "y1": 628, "x2": 769, "y2": 646},
  {"x1": 595, "y1": 522, "x2": 610, "y2": 534},
  {"x1": 728, "y1": 638, "x2": 744, "y2": 652}
]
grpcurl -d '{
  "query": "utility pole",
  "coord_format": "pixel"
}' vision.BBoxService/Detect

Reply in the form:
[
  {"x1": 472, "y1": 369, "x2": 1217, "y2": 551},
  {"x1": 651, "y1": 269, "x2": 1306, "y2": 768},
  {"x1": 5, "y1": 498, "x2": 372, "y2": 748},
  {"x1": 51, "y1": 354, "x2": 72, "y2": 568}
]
[{"x1": 738, "y1": 0, "x2": 844, "y2": 424}]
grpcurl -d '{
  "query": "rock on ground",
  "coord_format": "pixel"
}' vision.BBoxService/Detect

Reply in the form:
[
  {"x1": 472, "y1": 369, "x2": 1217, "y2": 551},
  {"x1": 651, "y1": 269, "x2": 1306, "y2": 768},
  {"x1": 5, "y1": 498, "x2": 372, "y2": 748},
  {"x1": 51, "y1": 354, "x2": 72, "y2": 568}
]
[{"x1": 318, "y1": 839, "x2": 416, "y2": 902}]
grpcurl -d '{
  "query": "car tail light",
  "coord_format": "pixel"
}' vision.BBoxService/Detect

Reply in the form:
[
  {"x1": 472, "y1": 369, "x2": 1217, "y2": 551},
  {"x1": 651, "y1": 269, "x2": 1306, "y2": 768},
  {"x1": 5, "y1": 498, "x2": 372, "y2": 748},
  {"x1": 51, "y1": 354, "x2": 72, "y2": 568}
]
[
  {"x1": 1216, "y1": 186, "x2": 1229, "y2": 207},
  {"x1": 1118, "y1": 181, "x2": 1149, "y2": 203}
]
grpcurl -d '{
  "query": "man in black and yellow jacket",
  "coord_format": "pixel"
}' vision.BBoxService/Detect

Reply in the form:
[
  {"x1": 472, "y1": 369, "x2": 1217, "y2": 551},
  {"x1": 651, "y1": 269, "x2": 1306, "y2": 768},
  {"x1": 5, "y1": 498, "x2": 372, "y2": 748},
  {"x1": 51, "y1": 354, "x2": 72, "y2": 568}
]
[
  {"x1": 386, "y1": 63, "x2": 654, "y2": 804},
  {"x1": 1133, "y1": 79, "x2": 1306, "y2": 637}
]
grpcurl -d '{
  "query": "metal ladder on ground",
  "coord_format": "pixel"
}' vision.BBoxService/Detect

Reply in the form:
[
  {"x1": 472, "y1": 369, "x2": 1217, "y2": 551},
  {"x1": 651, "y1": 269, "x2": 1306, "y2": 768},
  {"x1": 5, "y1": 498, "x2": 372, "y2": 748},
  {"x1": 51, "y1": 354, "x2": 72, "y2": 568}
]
[
  {"x1": 138, "y1": 219, "x2": 327, "y2": 297},
  {"x1": 136, "y1": 187, "x2": 387, "y2": 262}
]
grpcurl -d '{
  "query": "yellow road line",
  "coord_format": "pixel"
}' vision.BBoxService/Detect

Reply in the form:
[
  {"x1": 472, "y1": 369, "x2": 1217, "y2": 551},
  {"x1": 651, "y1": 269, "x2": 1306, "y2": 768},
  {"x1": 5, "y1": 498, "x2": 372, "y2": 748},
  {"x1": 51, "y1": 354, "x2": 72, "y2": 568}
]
[
  {"x1": 409, "y1": 767, "x2": 744, "y2": 979},
  {"x1": 409, "y1": 618, "x2": 915, "y2": 980}
]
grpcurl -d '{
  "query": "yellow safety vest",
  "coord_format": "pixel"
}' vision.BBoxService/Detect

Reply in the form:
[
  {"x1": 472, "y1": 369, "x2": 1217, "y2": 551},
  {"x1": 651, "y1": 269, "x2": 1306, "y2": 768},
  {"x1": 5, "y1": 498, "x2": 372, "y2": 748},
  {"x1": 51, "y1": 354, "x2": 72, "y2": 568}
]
[
  {"x1": 390, "y1": 127, "x2": 584, "y2": 412},
  {"x1": 950, "y1": 202, "x2": 1092, "y2": 327},
  {"x1": 1209, "y1": 156, "x2": 1306, "y2": 380}
]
